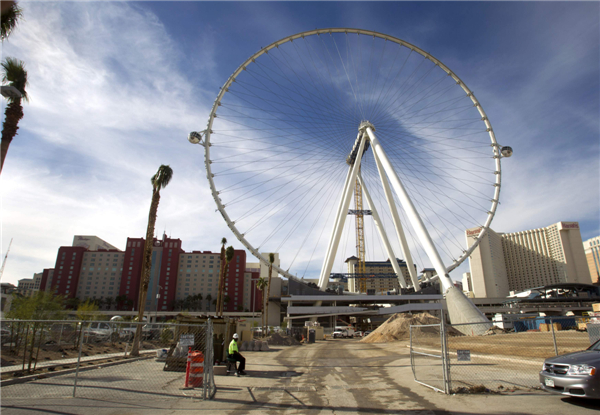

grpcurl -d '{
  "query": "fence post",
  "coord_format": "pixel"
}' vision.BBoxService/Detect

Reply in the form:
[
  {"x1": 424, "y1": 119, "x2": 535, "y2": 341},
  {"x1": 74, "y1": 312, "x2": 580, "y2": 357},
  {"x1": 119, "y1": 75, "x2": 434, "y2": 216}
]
[
  {"x1": 440, "y1": 310, "x2": 450, "y2": 394},
  {"x1": 409, "y1": 326, "x2": 415, "y2": 378},
  {"x1": 203, "y1": 320, "x2": 208, "y2": 400},
  {"x1": 550, "y1": 317, "x2": 558, "y2": 356},
  {"x1": 73, "y1": 321, "x2": 85, "y2": 397}
]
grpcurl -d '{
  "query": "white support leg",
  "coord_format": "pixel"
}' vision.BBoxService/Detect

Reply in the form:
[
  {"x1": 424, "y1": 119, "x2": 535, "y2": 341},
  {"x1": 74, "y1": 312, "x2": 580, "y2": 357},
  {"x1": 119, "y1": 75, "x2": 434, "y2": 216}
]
[
  {"x1": 318, "y1": 158, "x2": 354, "y2": 288},
  {"x1": 357, "y1": 175, "x2": 407, "y2": 289},
  {"x1": 318, "y1": 133, "x2": 367, "y2": 290},
  {"x1": 366, "y1": 127, "x2": 453, "y2": 291},
  {"x1": 372, "y1": 149, "x2": 420, "y2": 291},
  {"x1": 366, "y1": 126, "x2": 490, "y2": 331}
]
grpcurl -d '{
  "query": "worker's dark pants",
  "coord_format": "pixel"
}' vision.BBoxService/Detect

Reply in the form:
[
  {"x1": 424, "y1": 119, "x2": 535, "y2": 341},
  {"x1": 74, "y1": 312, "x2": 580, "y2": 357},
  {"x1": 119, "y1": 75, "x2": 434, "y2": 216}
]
[{"x1": 231, "y1": 352, "x2": 245, "y2": 372}]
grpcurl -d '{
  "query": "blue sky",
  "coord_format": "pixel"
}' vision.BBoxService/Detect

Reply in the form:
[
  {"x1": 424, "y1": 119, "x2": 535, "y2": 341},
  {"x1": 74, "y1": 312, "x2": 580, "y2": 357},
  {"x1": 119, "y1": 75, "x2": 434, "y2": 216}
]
[{"x1": 1, "y1": 1, "x2": 598, "y2": 286}]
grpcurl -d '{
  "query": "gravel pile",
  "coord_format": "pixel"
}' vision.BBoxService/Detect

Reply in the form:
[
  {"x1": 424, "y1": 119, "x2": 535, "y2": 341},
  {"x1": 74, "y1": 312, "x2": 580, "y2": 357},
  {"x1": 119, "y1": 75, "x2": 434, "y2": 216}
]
[{"x1": 361, "y1": 312, "x2": 463, "y2": 343}]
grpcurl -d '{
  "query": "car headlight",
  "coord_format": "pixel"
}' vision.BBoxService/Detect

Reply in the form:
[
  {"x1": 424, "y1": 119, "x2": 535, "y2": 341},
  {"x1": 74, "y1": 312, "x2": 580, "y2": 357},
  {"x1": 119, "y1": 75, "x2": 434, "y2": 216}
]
[{"x1": 567, "y1": 364, "x2": 596, "y2": 376}]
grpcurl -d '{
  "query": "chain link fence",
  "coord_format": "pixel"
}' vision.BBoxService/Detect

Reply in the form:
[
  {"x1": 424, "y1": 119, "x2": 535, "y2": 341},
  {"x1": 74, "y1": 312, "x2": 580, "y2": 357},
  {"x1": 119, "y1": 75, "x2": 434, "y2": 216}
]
[
  {"x1": 409, "y1": 323, "x2": 448, "y2": 393},
  {"x1": 411, "y1": 315, "x2": 594, "y2": 393},
  {"x1": 1, "y1": 319, "x2": 216, "y2": 400}
]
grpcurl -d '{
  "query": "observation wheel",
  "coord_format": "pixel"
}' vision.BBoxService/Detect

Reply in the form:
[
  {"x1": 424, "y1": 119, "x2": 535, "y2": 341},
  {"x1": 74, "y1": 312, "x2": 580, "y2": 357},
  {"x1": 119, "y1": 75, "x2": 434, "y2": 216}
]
[{"x1": 193, "y1": 28, "x2": 510, "y2": 289}]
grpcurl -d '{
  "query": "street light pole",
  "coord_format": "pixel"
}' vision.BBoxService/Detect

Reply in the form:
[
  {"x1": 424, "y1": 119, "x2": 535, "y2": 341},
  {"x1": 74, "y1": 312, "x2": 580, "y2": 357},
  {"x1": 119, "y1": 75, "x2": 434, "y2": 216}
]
[
  {"x1": 155, "y1": 285, "x2": 163, "y2": 323},
  {"x1": 252, "y1": 279, "x2": 256, "y2": 320}
]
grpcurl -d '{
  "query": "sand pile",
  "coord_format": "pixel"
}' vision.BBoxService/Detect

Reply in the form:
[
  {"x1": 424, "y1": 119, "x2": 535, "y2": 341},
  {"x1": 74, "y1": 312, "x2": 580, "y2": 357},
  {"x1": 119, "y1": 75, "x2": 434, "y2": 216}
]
[
  {"x1": 265, "y1": 333, "x2": 302, "y2": 346},
  {"x1": 361, "y1": 312, "x2": 463, "y2": 343}
]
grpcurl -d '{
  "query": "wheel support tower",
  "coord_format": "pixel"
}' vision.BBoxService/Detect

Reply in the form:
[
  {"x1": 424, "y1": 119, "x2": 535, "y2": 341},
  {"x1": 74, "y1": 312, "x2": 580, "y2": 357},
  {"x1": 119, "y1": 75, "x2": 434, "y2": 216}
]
[{"x1": 318, "y1": 121, "x2": 491, "y2": 332}]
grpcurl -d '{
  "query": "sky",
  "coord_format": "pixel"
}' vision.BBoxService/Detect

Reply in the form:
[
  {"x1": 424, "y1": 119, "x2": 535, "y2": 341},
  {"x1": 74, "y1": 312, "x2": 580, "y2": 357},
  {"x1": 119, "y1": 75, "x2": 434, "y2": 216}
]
[{"x1": 0, "y1": 1, "x2": 598, "y2": 287}]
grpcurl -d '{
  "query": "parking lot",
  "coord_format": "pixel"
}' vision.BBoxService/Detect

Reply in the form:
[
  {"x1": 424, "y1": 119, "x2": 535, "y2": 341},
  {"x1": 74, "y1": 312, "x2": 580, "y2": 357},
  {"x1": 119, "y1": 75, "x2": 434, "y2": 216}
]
[{"x1": 2, "y1": 338, "x2": 600, "y2": 414}]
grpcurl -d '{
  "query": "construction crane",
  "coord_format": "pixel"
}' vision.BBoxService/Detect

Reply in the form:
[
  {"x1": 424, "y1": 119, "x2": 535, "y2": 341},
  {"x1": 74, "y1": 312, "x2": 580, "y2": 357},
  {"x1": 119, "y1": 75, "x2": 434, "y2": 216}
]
[
  {"x1": 346, "y1": 138, "x2": 371, "y2": 294},
  {"x1": 354, "y1": 178, "x2": 367, "y2": 293},
  {"x1": 0, "y1": 238, "x2": 13, "y2": 280}
]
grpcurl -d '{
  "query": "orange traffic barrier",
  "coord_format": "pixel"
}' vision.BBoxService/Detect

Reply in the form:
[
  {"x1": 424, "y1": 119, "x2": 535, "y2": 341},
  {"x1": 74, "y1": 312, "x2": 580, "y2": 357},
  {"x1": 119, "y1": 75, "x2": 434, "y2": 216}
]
[{"x1": 188, "y1": 351, "x2": 204, "y2": 388}]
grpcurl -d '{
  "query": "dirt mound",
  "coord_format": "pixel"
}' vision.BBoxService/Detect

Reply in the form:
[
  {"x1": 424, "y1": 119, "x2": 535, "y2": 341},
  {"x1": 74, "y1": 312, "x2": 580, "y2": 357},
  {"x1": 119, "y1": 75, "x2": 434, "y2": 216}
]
[
  {"x1": 265, "y1": 333, "x2": 302, "y2": 346},
  {"x1": 482, "y1": 326, "x2": 509, "y2": 336},
  {"x1": 361, "y1": 312, "x2": 463, "y2": 343}
]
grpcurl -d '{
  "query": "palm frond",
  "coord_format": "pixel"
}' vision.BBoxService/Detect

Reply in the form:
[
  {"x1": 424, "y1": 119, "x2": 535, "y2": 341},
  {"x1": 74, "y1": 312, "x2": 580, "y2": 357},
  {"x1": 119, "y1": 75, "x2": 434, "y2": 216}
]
[
  {"x1": 1, "y1": 3, "x2": 23, "y2": 41},
  {"x1": 225, "y1": 246, "x2": 234, "y2": 262},
  {"x1": 1, "y1": 56, "x2": 28, "y2": 102},
  {"x1": 151, "y1": 164, "x2": 173, "y2": 190}
]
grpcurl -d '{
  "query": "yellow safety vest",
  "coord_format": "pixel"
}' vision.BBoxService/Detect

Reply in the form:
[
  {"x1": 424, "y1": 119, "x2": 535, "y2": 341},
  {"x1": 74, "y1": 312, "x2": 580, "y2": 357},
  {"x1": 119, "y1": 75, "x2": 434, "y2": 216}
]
[{"x1": 229, "y1": 339, "x2": 238, "y2": 355}]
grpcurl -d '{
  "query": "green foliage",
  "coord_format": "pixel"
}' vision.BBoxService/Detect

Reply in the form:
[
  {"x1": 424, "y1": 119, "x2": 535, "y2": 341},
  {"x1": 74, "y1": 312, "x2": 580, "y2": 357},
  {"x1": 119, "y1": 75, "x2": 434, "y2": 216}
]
[
  {"x1": 1, "y1": 2, "x2": 23, "y2": 41},
  {"x1": 76, "y1": 299, "x2": 100, "y2": 321},
  {"x1": 1, "y1": 57, "x2": 28, "y2": 102},
  {"x1": 256, "y1": 277, "x2": 267, "y2": 292},
  {"x1": 151, "y1": 164, "x2": 173, "y2": 191},
  {"x1": 7, "y1": 291, "x2": 65, "y2": 320}
]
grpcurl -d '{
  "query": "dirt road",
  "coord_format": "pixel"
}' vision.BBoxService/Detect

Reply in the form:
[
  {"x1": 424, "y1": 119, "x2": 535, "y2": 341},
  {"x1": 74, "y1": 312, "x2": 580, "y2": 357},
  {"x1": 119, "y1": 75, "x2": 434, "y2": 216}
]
[{"x1": 2, "y1": 338, "x2": 600, "y2": 414}]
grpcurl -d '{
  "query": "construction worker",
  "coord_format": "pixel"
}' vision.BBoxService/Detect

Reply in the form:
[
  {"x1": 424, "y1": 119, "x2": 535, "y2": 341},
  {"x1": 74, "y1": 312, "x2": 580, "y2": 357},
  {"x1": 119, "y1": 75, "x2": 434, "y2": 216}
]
[{"x1": 228, "y1": 333, "x2": 246, "y2": 375}]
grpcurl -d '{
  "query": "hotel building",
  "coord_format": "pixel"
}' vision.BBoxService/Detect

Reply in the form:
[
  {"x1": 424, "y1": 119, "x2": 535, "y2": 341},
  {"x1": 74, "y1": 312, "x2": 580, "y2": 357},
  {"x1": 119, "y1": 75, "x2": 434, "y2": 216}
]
[
  {"x1": 466, "y1": 221, "x2": 592, "y2": 297},
  {"x1": 345, "y1": 256, "x2": 415, "y2": 293},
  {"x1": 36, "y1": 234, "x2": 263, "y2": 313},
  {"x1": 584, "y1": 236, "x2": 600, "y2": 284}
]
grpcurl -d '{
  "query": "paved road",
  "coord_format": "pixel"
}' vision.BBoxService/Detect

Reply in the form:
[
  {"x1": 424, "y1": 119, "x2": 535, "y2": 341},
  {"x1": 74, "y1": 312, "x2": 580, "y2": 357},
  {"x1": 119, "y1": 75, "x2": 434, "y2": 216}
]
[{"x1": 2, "y1": 339, "x2": 600, "y2": 414}]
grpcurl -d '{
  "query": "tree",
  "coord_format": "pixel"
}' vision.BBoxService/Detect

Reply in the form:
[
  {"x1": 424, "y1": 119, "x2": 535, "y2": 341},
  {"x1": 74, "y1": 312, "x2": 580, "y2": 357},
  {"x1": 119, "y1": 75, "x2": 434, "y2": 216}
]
[
  {"x1": 115, "y1": 295, "x2": 126, "y2": 311},
  {"x1": 104, "y1": 296, "x2": 114, "y2": 311},
  {"x1": 194, "y1": 293, "x2": 203, "y2": 311},
  {"x1": 256, "y1": 277, "x2": 267, "y2": 336},
  {"x1": 130, "y1": 164, "x2": 173, "y2": 357},
  {"x1": 265, "y1": 253, "x2": 275, "y2": 335},
  {"x1": 219, "y1": 246, "x2": 234, "y2": 316},
  {"x1": 223, "y1": 295, "x2": 231, "y2": 310},
  {"x1": 75, "y1": 299, "x2": 101, "y2": 349},
  {"x1": 76, "y1": 299, "x2": 101, "y2": 321},
  {"x1": 6, "y1": 291, "x2": 65, "y2": 372},
  {"x1": 63, "y1": 296, "x2": 80, "y2": 310},
  {"x1": 1, "y1": 57, "x2": 28, "y2": 175},
  {"x1": 1, "y1": 1, "x2": 22, "y2": 41},
  {"x1": 216, "y1": 237, "x2": 226, "y2": 316},
  {"x1": 205, "y1": 294, "x2": 212, "y2": 311}
]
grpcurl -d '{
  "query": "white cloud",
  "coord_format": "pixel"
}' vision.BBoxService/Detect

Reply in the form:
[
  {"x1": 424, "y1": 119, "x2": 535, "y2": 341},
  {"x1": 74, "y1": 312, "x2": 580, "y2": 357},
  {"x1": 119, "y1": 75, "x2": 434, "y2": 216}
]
[
  {"x1": 0, "y1": 2, "x2": 224, "y2": 285},
  {"x1": 0, "y1": 2, "x2": 597, "y2": 289}
]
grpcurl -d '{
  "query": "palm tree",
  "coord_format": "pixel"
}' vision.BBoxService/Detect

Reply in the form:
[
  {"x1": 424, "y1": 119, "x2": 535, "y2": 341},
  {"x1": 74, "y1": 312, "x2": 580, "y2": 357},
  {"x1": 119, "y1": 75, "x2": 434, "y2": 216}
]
[
  {"x1": 223, "y1": 295, "x2": 231, "y2": 310},
  {"x1": 205, "y1": 294, "x2": 212, "y2": 312},
  {"x1": 1, "y1": 57, "x2": 28, "y2": 175},
  {"x1": 1, "y1": 2, "x2": 23, "y2": 41},
  {"x1": 194, "y1": 293, "x2": 203, "y2": 311},
  {"x1": 130, "y1": 164, "x2": 173, "y2": 357},
  {"x1": 105, "y1": 297, "x2": 114, "y2": 311},
  {"x1": 216, "y1": 238, "x2": 226, "y2": 316},
  {"x1": 115, "y1": 295, "x2": 127, "y2": 311},
  {"x1": 219, "y1": 246, "x2": 234, "y2": 315},
  {"x1": 256, "y1": 277, "x2": 267, "y2": 336},
  {"x1": 265, "y1": 253, "x2": 275, "y2": 335}
]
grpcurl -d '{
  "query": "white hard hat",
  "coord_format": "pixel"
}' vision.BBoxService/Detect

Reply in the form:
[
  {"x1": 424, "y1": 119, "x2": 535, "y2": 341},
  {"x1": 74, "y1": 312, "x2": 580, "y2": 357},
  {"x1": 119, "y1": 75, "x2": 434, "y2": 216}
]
[{"x1": 233, "y1": 333, "x2": 239, "y2": 339}]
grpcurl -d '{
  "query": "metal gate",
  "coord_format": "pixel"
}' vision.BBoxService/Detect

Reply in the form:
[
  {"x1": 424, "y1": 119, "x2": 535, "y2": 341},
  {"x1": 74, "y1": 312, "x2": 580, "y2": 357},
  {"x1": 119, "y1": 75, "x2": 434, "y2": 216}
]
[{"x1": 409, "y1": 320, "x2": 449, "y2": 393}]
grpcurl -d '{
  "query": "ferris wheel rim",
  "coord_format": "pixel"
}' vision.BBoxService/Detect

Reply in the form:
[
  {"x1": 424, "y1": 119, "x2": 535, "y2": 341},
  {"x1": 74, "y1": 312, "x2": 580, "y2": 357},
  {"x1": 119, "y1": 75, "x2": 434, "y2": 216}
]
[{"x1": 202, "y1": 27, "x2": 503, "y2": 279}]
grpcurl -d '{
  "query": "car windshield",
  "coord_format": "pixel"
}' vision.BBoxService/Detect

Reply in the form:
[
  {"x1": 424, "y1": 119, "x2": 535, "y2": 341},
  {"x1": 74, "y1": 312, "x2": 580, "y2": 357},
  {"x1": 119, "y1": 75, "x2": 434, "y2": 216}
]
[{"x1": 588, "y1": 340, "x2": 600, "y2": 351}]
